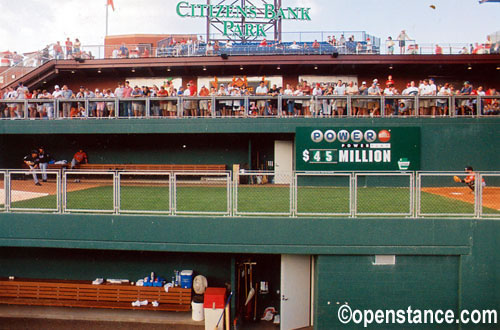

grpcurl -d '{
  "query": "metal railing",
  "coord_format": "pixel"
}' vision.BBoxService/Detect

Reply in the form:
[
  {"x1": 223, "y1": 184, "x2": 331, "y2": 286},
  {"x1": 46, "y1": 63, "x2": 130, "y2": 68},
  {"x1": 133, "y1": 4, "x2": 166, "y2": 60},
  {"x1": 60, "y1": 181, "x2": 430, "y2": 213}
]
[
  {"x1": 0, "y1": 169, "x2": 498, "y2": 219},
  {"x1": 0, "y1": 95, "x2": 498, "y2": 120}
]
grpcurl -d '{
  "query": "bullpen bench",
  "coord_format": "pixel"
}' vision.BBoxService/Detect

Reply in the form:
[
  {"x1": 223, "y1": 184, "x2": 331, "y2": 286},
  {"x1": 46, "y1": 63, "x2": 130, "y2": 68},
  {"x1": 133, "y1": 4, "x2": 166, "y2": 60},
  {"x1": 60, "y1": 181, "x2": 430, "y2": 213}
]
[
  {"x1": 21, "y1": 164, "x2": 226, "y2": 172},
  {"x1": 74, "y1": 164, "x2": 226, "y2": 172},
  {"x1": 0, "y1": 278, "x2": 191, "y2": 312}
]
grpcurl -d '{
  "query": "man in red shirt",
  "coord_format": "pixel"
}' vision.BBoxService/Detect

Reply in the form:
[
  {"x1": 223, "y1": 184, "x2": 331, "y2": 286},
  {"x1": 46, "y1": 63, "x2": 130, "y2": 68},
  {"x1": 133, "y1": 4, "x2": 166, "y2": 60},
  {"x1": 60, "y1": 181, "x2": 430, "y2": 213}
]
[
  {"x1": 54, "y1": 41, "x2": 63, "y2": 60},
  {"x1": 65, "y1": 38, "x2": 73, "y2": 58},
  {"x1": 157, "y1": 86, "x2": 169, "y2": 117},
  {"x1": 71, "y1": 149, "x2": 88, "y2": 169}
]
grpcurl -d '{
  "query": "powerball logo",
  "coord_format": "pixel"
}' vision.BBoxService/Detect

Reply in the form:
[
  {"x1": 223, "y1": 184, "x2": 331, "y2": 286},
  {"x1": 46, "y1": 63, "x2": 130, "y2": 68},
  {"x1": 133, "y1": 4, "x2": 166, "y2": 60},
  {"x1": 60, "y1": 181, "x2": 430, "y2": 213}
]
[{"x1": 310, "y1": 129, "x2": 391, "y2": 144}]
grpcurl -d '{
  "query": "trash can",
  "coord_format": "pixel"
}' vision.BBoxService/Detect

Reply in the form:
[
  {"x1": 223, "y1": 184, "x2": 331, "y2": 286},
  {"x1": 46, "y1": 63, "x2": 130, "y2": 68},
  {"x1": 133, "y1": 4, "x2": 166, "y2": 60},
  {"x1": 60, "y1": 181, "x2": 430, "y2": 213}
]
[
  {"x1": 192, "y1": 301, "x2": 204, "y2": 321},
  {"x1": 204, "y1": 287, "x2": 226, "y2": 330}
]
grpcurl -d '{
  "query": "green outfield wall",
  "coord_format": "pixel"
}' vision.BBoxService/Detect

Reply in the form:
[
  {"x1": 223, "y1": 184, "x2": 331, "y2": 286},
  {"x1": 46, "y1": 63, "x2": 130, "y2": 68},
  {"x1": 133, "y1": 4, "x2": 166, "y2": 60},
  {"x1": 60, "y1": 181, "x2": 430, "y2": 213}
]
[
  {"x1": 0, "y1": 214, "x2": 498, "y2": 329},
  {"x1": 0, "y1": 118, "x2": 498, "y2": 171}
]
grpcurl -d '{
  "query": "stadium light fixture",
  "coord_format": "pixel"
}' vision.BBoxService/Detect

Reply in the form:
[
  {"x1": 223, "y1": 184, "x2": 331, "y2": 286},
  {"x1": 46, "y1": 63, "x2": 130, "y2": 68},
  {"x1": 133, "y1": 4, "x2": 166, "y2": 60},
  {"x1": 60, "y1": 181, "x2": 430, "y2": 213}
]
[
  {"x1": 131, "y1": 68, "x2": 136, "y2": 73},
  {"x1": 497, "y1": 66, "x2": 500, "y2": 70},
  {"x1": 467, "y1": 65, "x2": 472, "y2": 70},
  {"x1": 240, "y1": 65, "x2": 243, "y2": 70},
  {"x1": 167, "y1": 67, "x2": 171, "y2": 72},
  {"x1": 277, "y1": 65, "x2": 280, "y2": 70},
  {"x1": 71, "y1": 70, "x2": 75, "y2": 74},
  {"x1": 203, "y1": 66, "x2": 207, "y2": 71},
  {"x1": 389, "y1": 65, "x2": 393, "y2": 70},
  {"x1": 314, "y1": 65, "x2": 318, "y2": 70},
  {"x1": 97, "y1": 69, "x2": 102, "y2": 73}
]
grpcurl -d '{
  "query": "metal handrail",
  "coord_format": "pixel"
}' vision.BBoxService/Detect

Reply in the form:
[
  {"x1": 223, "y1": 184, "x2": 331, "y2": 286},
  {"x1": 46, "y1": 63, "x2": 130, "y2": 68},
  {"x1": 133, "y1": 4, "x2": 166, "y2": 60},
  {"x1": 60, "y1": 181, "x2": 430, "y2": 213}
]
[{"x1": 0, "y1": 95, "x2": 498, "y2": 119}]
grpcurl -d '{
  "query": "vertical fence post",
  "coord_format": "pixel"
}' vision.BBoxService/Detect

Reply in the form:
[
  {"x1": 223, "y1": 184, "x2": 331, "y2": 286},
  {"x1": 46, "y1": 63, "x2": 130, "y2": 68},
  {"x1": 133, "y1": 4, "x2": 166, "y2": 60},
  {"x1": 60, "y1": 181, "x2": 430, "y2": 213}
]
[
  {"x1": 114, "y1": 171, "x2": 119, "y2": 215},
  {"x1": 350, "y1": 172, "x2": 356, "y2": 218},
  {"x1": 5, "y1": 171, "x2": 10, "y2": 212}
]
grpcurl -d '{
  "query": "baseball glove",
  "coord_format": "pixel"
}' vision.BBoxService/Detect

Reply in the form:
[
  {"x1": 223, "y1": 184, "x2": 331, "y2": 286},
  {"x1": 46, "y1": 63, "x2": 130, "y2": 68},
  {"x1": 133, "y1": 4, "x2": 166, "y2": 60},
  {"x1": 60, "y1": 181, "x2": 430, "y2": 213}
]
[{"x1": 453, "y1": 175, "x2": 461, "y2": 183}]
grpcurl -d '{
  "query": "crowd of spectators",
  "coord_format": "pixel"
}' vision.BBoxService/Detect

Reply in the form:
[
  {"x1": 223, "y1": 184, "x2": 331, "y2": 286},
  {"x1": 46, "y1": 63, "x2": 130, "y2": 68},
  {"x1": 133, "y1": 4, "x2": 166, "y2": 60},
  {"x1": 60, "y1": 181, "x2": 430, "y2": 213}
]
[
  {"x1": 1, "y1": 78, "x2": 498, "y2": 119},
  {"x1": 0, "y1": 38, "x2": 92, "y2": 68}
]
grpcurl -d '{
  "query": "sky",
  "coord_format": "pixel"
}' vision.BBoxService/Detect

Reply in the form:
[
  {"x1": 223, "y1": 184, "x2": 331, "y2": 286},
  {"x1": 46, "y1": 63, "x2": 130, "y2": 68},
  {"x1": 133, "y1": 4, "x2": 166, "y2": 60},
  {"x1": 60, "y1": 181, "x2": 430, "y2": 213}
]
[{"x1": 1, "y1": 0, "x2": 499, "y2": 53}]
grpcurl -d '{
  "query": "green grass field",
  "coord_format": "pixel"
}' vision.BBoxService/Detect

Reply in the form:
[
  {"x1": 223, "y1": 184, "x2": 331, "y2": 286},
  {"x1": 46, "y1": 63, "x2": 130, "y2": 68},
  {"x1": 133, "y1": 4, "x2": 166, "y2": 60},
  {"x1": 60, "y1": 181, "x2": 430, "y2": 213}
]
[{"x1": 7, "y1": 184, "x2": 499, "y2": 216}]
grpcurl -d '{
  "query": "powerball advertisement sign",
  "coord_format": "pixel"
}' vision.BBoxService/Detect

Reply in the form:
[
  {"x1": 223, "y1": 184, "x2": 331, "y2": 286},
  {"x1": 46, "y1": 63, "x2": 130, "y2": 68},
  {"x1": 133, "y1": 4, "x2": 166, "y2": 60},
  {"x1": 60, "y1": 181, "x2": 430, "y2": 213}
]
[{"x1": 295, "y1": 127, "x2": 420, "y2": 171}]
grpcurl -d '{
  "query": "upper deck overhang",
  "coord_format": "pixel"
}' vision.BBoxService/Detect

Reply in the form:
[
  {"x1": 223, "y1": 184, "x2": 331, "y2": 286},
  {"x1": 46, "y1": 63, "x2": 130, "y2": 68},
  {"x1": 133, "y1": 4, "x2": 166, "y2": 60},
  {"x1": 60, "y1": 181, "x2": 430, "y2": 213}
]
[{"x1": 7, "y1": 54, "x2": 500, "y2": 90}]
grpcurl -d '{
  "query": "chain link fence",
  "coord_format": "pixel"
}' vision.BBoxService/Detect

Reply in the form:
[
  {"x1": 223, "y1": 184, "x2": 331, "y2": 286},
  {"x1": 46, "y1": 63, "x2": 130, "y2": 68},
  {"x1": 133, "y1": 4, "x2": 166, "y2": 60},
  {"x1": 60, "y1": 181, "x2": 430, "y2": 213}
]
[
  {"x1": 479, "y1": 173, "x2": 500, "y2": 217},
  {"x1": 234, "y1": 172, "x2": 293, "y2": 216},
  {"x1": 417, "y1": 172, "x2": 477, "y2": 217},
  {"x1": 8, "y1": 170, "x2": 59, "y2": 212},
  {"x1": 173, "y1": 172, "x2": 231, "y2": 216},
  {"x1": 63, "y1": 172, "x2": 115, "y2": 213},
  {"x1": 118, "y1": 172, "x2": 171, "y2": 215},
  {"x1": 355, "y1": 172, "x2": 413, "y2": 217},
  {"x1": 0, "y1": 169, "x2": 497, "y2": 218},
  {"x1": 295, "y1": 172, "x2": 351, "y2": 216}
]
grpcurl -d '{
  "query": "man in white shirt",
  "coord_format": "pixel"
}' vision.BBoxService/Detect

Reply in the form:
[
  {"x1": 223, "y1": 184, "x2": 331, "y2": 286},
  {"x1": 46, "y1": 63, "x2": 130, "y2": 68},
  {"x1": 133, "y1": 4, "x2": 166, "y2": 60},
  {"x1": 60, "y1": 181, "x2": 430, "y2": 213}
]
[
  {"x1": 255, "y1": 81, "x2": 268, "y2": 116},
  {"x1": 334, "y1": 80, "x2": 346, "y2": 117},
  {"x1": 367, "y1": 79, "x2": 381, "y2": 116},
  {"x1": 428, "y1": 78, "x2": 438, "y2": 116},
  {"x1": 401, "y1": 81, "x2": 419, "y2": 115},
  {"x1": 437, "y1": 83, "x2": 452, "y2": 116},
  {"x1": 419, "y1": 79, "x2": 434, "y2": 116}
]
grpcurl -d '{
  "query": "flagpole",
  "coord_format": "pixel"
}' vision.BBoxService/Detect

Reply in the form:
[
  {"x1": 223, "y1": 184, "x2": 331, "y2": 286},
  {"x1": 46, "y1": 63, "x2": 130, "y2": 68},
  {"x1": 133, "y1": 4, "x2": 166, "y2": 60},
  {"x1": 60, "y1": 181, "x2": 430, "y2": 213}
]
[{"x1": 106, "y1": 0, "x2": 109, "y2": 36}]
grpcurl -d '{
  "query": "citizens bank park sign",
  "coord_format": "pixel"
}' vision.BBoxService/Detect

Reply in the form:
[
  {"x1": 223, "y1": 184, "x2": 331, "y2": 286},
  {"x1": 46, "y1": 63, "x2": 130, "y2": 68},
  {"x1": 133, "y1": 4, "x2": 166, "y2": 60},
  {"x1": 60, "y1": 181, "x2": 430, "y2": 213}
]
[
  {"x1": 176, "y1": 2, "x2": 311, "y2": 38},
  {"x1": 296, "y1": 127, "x2": 421, "y2": 171}
]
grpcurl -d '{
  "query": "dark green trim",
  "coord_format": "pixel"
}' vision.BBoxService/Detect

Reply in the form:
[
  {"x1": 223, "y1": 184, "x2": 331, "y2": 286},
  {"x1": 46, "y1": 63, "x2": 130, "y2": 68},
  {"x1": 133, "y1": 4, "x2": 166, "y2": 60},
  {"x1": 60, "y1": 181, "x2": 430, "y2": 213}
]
[
  {"x1": 0, "y1": 213, "x2": 479, "y2": 255},
  {"x1": 1, "y1": 117, "x2": 499, "y2": 135}
]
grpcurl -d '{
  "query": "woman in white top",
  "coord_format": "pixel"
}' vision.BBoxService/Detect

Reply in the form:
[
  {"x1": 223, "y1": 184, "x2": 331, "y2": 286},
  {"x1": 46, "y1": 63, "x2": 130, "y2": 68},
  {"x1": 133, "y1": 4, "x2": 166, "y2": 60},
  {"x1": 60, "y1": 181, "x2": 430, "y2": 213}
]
[
  {"x1": 104, "y1": 89, "x2": 115, "y2": 118},
  {"x1": 283, "y1": 84, "x2": 294, "y2": 117},
  {"x1": 311, "y1": 83, "x2": 323, "y2": 117},
  {"x1": 95, "y1": 89, "x2": 105, "y2": 118},
  {"x1": 293, "y1": 85, "x2": 304, "y2": 116}
]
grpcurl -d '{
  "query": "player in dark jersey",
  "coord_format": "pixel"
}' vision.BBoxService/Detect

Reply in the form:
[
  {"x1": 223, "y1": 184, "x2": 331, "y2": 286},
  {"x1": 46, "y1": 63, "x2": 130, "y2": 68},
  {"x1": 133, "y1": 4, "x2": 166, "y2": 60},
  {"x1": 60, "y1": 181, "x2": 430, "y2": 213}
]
[
  {"x1": 23, "y1": 150, "x2": 41, "y2": 186},
  {"x1": 37, "y1": 146, "x2": 53, "y2": 182}
]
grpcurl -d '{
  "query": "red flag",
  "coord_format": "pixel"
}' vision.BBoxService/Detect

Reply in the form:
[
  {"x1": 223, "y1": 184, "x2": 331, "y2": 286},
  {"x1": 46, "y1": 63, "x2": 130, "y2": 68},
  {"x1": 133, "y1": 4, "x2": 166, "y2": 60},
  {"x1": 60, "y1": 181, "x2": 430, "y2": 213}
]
[{"x1": 107, "y1": 0, "x2": 115, "y2": 11}]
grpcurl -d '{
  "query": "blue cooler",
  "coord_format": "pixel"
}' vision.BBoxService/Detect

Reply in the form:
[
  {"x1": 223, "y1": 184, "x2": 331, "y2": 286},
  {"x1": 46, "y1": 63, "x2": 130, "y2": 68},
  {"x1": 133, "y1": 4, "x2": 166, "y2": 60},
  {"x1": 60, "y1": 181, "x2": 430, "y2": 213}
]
[{"x1": 180, "y1": 270, "x2": 193, "y2": 289}]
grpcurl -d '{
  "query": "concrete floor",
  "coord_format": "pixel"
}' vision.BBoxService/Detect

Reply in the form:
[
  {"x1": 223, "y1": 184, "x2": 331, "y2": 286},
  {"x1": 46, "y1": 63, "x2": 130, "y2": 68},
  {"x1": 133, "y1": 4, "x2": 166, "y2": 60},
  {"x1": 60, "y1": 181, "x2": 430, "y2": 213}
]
[
  {"x1": 0, "y1": 305, "x2": 312, "y2": 330},
  {"x1": 0, "y1": 305, "x2": 203, "y2": 330}
]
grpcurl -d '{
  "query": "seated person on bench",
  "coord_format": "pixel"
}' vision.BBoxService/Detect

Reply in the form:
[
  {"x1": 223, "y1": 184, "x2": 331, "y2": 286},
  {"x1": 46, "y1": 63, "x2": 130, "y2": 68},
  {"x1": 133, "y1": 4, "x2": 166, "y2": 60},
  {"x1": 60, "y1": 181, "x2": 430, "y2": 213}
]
[{"x1": 71, "y1": 149, "x2": 89, "y2": 169}]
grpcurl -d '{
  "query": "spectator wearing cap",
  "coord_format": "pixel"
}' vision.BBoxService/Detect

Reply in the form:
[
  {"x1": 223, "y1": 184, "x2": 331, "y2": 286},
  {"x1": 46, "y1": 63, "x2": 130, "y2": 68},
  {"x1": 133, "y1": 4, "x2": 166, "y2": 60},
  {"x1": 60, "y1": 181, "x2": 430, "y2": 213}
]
[{"x1": 367, "y1": 79, "x2": 381, "y2": 116}]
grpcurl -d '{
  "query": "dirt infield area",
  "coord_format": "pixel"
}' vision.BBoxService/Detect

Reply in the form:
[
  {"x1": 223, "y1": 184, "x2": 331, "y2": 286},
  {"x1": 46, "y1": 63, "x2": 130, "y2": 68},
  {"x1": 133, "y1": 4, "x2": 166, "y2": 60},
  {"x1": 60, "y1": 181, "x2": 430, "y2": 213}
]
[
  {"x1": 0, "y1": 179, "x2": 106, "y2": 200},
  {"x1": 422, "y1": 187, "x2": 500, "y2": 211}
]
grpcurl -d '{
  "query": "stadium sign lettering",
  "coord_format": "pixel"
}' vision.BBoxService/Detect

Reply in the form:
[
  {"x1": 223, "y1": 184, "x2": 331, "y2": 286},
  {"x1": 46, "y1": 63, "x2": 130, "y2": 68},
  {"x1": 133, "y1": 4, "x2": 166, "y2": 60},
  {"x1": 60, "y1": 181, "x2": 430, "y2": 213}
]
[
  {"x1": 176, "y1": 2, "x2": 311, "y2": 38},
  {"x1": 296, "y1": 127, "x2": 421, "y2": 171}
]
